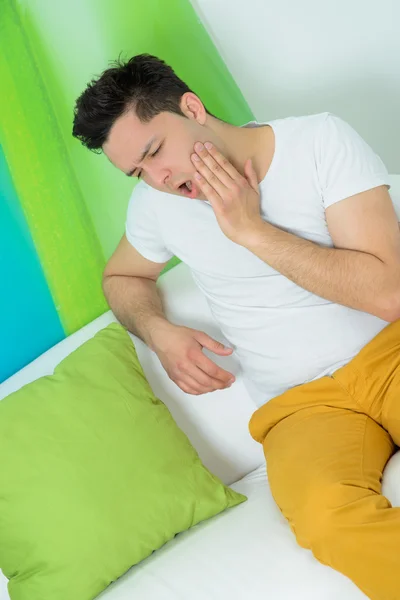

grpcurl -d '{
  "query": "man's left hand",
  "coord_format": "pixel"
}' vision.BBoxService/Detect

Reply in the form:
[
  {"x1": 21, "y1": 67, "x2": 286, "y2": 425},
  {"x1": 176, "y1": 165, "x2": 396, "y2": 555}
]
[{"x1": 191, "y1": 142, "x2": 264, "y2": 246}]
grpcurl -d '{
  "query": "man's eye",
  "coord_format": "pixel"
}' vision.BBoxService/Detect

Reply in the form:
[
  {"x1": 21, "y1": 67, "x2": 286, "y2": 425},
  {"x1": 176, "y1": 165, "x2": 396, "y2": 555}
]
[{"x1": 136, "y1": 143, "x2": 163, "y2": 179}]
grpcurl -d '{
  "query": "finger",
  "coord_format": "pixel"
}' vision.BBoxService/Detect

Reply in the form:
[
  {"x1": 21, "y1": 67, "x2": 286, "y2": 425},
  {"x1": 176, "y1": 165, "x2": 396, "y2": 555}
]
[
  {"x1": 196, "y1": 142, "x2": 243, "y2": 182},
  {"x1": 177, "y1": 374, "x2": 215, "y2": 395},
  {"x1": 192, "y1": 332, "x2": 236, "y2": 384},
  {"x1": 196, "y1": 352, "x2": 236, "y2": 385},
  {"x1": 177, "y1": 380, "x2": 202, "y2": 395},
  {"x1": 192, "y1": 144, "x2": 234, "y2": 193},
  {"x1": 191, "y1": 155, "x2": 227, "y2": 200},
  {"x1": 194, "y1": 331, "x2": 233, "y2": 355},
  {"x1": 176, "y1": 358, "x2": 229, "y2": 390},
  {"x1": 185, "y1": 364, "x2": 230, "y2": 390},
  {"x1": 193, "y1": 171, "x2": 223, "y2": 210}
]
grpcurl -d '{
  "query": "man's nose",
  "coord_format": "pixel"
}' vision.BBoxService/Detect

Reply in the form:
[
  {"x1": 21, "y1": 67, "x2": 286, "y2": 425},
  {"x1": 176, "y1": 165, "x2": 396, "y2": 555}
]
[{"x1": 148, "y1": 165, "x2": 170, "y2": 188}]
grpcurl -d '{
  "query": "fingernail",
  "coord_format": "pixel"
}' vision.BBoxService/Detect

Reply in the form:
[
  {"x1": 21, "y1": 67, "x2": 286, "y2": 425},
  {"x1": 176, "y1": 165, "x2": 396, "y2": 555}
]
[{"x1": 205, "y1": 142, "x2": 213, "y2": 150}]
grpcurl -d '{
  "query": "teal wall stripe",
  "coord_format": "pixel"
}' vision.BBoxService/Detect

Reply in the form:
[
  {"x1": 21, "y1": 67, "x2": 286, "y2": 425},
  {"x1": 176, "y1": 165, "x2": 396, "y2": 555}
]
[{"x1": 0, "y1": 145, "x2": 65, "y2": 382}]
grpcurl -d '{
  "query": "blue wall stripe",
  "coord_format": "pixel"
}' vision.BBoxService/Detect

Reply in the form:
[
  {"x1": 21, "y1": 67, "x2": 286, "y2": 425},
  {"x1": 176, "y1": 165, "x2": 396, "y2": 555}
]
[{"x1": 0, "y1": 145, "x2": 65, "y2": 383}]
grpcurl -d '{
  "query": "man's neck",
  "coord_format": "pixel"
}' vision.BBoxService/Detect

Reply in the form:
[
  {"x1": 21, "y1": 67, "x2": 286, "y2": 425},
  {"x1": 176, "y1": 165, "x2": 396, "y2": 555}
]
[{"x1": 206, "y1": 117, "x2": 275, "y2": 184}]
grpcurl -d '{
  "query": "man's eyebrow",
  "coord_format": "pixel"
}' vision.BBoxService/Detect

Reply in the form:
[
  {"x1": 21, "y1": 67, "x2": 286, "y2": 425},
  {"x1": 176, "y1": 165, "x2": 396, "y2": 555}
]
[{"x1": 126, "y1": 136, "x2": 157, "y2": 177}]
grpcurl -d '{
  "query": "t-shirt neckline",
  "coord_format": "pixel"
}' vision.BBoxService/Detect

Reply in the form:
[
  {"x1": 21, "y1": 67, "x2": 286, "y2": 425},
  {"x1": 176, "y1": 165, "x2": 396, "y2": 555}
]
[{"x1": 241, "y1": 119, "x2": 278, "y2": 186}]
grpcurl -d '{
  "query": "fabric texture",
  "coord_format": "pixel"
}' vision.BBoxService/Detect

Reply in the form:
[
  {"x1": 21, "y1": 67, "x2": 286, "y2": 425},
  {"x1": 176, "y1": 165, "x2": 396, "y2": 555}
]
[
  {"x1": 125, "y1": 112, "x2": 393, "y2": 408},
  {"x1": 248, "y1": 318, "x2": 400, "y2": 600},
  {"x1": 0, "y1": 323, "x2": 246, "y2": 600}
]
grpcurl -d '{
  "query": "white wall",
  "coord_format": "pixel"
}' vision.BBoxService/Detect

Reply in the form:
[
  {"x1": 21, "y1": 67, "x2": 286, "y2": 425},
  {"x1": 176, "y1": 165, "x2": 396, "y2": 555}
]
[{"x1": 191, "y1": 0, "x2": 399, "y2": 173}]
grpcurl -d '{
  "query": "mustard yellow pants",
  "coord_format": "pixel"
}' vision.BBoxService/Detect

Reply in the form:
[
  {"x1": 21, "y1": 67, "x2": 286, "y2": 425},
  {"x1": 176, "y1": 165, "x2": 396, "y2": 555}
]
[{"x1": 249, "y1": 319, "x2": 400, "y2": 600}]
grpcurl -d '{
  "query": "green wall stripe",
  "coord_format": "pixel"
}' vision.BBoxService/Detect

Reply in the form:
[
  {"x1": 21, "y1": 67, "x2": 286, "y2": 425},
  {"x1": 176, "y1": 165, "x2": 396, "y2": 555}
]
[{"x1": 0, "y1": 0, "x2": 108, "y2": 335}]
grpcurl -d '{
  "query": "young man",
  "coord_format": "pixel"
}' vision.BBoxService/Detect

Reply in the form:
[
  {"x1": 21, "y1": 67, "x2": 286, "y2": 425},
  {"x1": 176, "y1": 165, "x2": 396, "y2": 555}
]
[{"x1": 73, "y1": 53, "x2": 400, "y2": 599}]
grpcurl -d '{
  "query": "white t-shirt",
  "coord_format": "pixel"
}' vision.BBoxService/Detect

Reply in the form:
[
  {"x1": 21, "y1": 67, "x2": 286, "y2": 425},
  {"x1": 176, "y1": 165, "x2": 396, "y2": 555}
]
[{"x1": 125, "y1": 112, "x2": 392, "y2": 407}]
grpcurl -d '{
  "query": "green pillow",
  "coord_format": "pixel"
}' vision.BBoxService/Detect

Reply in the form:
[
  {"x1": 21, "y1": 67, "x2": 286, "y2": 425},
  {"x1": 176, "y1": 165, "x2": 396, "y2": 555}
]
[{"x1": 0, "y1": 323, "x2": 246, "y2": 600}]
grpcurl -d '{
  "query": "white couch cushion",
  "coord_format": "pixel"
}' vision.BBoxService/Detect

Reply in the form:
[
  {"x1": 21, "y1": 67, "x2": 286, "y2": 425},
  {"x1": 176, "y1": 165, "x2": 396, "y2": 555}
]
[{"x1": 80, "y1": 466, "x2": 369, "y2": 600}]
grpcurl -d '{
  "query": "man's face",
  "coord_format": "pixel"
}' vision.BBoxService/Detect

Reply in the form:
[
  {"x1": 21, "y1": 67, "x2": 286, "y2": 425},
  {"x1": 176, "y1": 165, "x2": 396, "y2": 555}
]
[{"x1": 103, "y1": 98, "x2": 209, "y2": 201}]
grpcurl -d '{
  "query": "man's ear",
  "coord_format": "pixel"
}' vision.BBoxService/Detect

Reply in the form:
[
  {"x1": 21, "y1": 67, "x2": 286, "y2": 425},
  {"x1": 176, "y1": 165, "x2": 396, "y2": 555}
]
[{"x1": 180, "y1": 92, "x2": 206, "y2": 125}]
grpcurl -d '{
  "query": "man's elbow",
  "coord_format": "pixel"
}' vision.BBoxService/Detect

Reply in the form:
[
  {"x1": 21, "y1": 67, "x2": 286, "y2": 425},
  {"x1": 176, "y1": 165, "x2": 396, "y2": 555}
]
[
  {"x1": 377, "y1": 290, "x2": 400, "y2": 323},
  {"x1": 101, "y1": 271, "x2": 111, "y2": 296},
  {"x1": 101, "y1": 270, "x2": 118, "y2": 305}
]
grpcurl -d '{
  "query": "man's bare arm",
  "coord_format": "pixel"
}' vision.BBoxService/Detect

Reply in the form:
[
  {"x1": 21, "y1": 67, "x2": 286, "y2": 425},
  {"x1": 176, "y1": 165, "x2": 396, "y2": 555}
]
[
  {"x1": 102, "y1": 234, "x2": 171, "y2": 349},
  {"x1": 102, "y1": 274, "x2": 170, "y2": 351},
  {"x1": 242, "y1": 185, "x2": 400, "y2": 322},
  {"x1": 186, "y1": 140, "x2": 400, "y2": 321},
  {"x1": 102, "y1": 235, "x2": 235, "y2": 394}
]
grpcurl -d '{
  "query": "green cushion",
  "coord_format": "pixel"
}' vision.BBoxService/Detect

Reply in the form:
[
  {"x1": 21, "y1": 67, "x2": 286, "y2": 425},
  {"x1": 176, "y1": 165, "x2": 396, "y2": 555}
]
[{"x1": 0, "y1": 323, "x2": 246, "y2": 600}]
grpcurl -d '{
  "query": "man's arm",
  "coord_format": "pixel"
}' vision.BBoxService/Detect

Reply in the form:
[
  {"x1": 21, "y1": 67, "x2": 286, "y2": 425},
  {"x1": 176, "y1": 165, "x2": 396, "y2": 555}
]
[
  {"x1": 102, "y1": 234, "x2": 171, "y2": 350},
  {"x1": 243, "y1": 185, "x2": 400, "y2": 322},
  {"x1": 186, "y1": 129, "x2": 398, "y2": 321},
  {"x1": 103, "y1": 235, "x2": 236, "y2": 394}
]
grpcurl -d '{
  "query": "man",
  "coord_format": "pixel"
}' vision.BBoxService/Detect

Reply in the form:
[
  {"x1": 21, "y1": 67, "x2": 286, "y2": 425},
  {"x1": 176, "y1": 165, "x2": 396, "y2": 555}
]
[{"x1": 73, "y1": 53, "x2": 400, "y2": 599}]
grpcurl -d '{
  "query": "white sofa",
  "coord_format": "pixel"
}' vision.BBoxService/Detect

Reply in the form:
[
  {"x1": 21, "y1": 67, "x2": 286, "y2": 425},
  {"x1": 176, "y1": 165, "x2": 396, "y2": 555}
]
[{"x1": 2, "y1": 176, "x2": 400, "y2": 599}]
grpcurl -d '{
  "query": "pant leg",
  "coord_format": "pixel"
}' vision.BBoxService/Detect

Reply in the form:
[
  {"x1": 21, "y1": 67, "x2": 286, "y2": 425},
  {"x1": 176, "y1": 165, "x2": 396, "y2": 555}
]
[
  {"x1": 249, "y1": 375, "x2": 398, "y2": 600},
  {"x1": 333, "y1": 317, "x2": 400, "y2": 444}
]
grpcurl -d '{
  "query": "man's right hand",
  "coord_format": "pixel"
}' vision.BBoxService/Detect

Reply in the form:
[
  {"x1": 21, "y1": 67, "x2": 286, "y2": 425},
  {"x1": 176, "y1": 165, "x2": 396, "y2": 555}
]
[{"x1": 151, "y1": 322, "x2": 236, "y2": 395}]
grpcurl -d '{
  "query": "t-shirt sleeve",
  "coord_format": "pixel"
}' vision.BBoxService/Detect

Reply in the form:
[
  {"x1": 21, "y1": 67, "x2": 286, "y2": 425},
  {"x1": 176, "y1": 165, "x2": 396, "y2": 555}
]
[
  {"x1": 316, "y1": 112, "x2": 391, "y2": 209},
  {"x1": 125, "y1": 181, "x2": 174, "y2": 263}
]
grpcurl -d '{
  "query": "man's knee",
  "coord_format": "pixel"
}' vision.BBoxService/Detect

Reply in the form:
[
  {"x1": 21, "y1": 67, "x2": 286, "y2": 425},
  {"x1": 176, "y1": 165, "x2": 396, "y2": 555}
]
[{"x1": 294, "y1": 481, "x2": 377, "y2": 550}]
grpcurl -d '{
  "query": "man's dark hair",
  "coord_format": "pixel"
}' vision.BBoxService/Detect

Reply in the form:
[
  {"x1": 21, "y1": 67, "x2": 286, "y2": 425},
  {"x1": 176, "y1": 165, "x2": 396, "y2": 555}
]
[{"x1": 72, "y1": 53, "x2": 220, "y2": 153}]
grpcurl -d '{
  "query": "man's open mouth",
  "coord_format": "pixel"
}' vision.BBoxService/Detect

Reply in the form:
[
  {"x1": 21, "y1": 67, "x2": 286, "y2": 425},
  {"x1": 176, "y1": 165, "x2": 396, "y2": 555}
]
[{"x1": 178, "y1": 179, "x2": 198, "y2": 199}]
